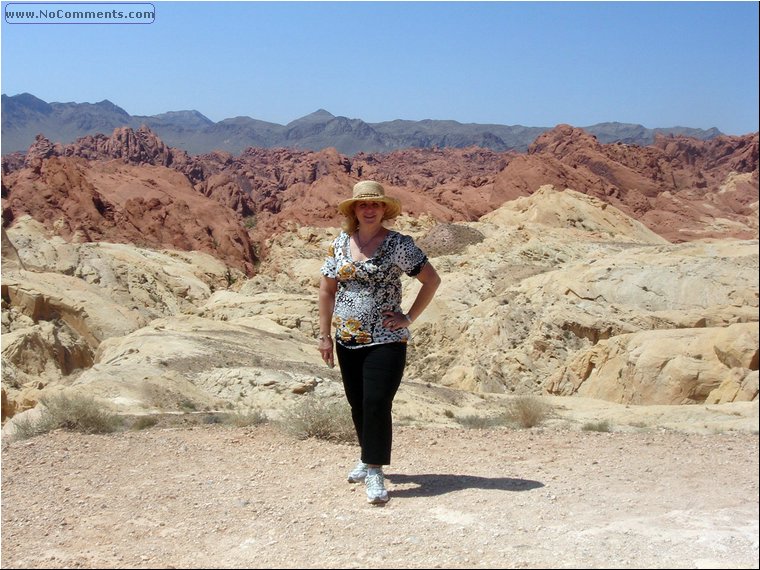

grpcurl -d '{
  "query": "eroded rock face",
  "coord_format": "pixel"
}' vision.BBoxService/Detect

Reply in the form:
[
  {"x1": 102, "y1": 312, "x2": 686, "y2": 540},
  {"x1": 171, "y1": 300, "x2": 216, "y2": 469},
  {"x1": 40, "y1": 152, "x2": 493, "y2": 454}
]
[
  {"x1": 1, "y1": 124, "x2": 758, "y2": 422},
  {"x1": 1, "y1": 218, "x2": 242, "y2": 419},
  {"x1": 400, "y1": 189, "x2": 758, "y2": 403},
  {"x1": 546, "y1": 323, "x2": 759, "y2": 404},
  {"x1": 3, "y1": 125, "x2": 756, "y2": 256},
  {"x1": 490, "y1": 126, "x2": 758, "y2": 242},
  {"x1": 3, "y1": 184, "x2": 757, "y2": 422},
  {"x1": 60, "y1": 125, "x2": 184, "y2": 167},
  {"x1": 415, "y1": 223, "x2": 486, "y2": 257},
  {"x1": 2, "y1": 157, "x2": 257, "y2": 273}
]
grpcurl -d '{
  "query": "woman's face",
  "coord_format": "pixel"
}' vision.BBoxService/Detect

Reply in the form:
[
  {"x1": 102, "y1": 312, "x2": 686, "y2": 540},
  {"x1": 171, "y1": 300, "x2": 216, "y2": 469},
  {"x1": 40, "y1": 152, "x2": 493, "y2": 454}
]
[{"x1": 355, "y1": 201, "x2": 386, "y2": 225}]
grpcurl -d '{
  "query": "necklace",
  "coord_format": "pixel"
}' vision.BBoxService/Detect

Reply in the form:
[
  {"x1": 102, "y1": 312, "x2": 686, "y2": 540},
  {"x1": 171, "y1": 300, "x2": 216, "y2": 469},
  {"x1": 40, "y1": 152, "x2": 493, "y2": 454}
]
[{"x1": 355, "y1": 228, "x2": 384, "y2": 250}]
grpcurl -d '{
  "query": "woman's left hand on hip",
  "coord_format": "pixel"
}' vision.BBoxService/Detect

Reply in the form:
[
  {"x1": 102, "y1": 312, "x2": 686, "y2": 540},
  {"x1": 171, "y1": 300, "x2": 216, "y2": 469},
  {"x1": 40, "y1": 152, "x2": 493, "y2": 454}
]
[{"x1": 382, "y1": 311, "x2": 410, "y2": 331}]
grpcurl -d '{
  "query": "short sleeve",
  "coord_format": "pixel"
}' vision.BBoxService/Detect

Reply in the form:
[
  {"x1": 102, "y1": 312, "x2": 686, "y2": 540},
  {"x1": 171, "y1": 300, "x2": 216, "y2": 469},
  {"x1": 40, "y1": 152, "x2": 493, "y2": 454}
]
[
  {"x1": 320, "y1": 239, "x2": 338, "y2": 278},
  {"x1": 393, "y1": 234, "x2": 428, "y2": 277}
]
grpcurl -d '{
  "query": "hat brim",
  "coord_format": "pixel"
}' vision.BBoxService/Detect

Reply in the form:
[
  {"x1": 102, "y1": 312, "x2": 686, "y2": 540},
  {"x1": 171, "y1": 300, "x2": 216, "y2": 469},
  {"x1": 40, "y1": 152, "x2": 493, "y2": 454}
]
[{"x1": 338, "y1": 196, "x2": 401, "y2": 219}]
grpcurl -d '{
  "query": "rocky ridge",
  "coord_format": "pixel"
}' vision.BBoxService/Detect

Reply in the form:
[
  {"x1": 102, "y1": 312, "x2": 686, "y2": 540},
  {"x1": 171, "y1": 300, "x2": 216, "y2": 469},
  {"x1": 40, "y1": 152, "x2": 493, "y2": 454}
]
[
  {"x1": 3, "y1": 126, "x2": 757, "y2": 252},
  {"x1": 1, "y1": 92, "x2": 726, "y2": 154},
  {"x1": 1, "y1": 125, "x2": 758, "y2": 433},
  {"x1": 2, "y1": 183, "x2": 757, "y2": 432}
]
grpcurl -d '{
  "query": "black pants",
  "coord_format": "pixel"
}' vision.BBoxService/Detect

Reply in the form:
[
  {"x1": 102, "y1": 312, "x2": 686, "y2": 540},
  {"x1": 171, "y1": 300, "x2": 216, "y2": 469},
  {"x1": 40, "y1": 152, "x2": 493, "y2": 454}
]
[{"x1": 336, "y1": 342, "x2": 407, "y2": 466}]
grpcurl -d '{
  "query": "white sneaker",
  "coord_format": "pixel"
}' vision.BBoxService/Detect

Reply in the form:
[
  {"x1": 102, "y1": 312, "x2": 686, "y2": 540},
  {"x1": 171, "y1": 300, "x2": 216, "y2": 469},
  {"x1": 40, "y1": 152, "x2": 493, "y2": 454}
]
[
  {"x1": 365, "y1": 468, "x2": 389, "y2": 504},
  {"x1": 347, "y1": 461, "x2": 368, "y2": 483}
]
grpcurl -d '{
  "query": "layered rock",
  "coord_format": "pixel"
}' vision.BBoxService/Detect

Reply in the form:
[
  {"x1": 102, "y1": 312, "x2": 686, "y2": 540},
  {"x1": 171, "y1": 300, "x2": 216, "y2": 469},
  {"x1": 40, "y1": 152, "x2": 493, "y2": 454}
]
[
  {"x1": 2, "y1": 157, "x2": 257, "y2": 274},
  {"x1": 1, "y1": 217, "x2": 241, "y2": 419},
  {"x1": 489, "y1": 125, "x2": 758, "y2": 241},
  {"x1": 1, "y1": 126, "x2": 758, "y2": 423},
  {"x1": 60, "y1": 125, "x2": 184, "y2": 167},
  {"x1": 401, "y1": 187, "x2": 758, "y2": 403},
  {"x1": 4, "y1": 125, "x2": 756, "y2": 258},
  {"x1": 546, "y1": 323, "x2": 758, "y2": 404}
]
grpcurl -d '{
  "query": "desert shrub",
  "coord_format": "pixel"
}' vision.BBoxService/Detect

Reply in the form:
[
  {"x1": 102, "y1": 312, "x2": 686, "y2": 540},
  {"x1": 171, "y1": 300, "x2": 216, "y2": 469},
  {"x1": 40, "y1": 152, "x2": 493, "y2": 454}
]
[
  {"x1": 203, "y1": 409, "x2": 268, "y2": 427},
  {"x1": 138, "y1": 382, "x2": 199, "y2": 412},
  {"x1": 456, "y1": 414, "x2": 509, "y2": 429},
  {"x1": 504, "y1": 395, "x2": 551, "y2": 428},
  {"x1": 178, "y1": 398, "x2": 197, "y2": 411},
  {"x1": 582, "y1": 419, "x2": 612, "y2": 432},
  {"x1": 223, "y1": 408, "x2": 268, "y2": 427},
  {"x1": 11, "y1": 393, "x2": 124, "y2": 440},
  {"x1": 279, "y1": 396, "x2": 355, "y2": 443},
  {"x1": 130, "y1": 415, "x2": 160, "y2": 431},
  {"x1": 9, "y1": 414, "x2": 52, "y2": 441},
  {"x1": 203, "y1": 413, "x2": 224, "y2": 424},
  {"x1": 40, "y1": 393, "x2": 124, "y2": 434}
]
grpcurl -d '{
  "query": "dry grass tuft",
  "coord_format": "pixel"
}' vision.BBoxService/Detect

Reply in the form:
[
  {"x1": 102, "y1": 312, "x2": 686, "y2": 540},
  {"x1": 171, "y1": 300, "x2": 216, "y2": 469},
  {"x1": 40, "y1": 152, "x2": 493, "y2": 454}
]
[
  {"x1": 582, "y1": 419, "x2": 612, "y2": 432},
  {"x1": 504, "y1": 395, "x2": 552, "y2": 428},
  {"x1": 278, "y1": 396, "x2": 356, "y2": 443},
  {"x1": 11, "y1": 393, "x2": 123, "y2": 441}
]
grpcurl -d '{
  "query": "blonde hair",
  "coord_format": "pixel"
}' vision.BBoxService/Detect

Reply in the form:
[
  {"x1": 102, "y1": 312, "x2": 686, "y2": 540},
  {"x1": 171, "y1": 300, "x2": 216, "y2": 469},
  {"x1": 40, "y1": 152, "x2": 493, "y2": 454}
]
[
  {"x1": 341, "y1": 210, "x2": 360, "y2": 234},
  {"x1": 340, "y1": 203, "x2": 394, "y2": 234}
]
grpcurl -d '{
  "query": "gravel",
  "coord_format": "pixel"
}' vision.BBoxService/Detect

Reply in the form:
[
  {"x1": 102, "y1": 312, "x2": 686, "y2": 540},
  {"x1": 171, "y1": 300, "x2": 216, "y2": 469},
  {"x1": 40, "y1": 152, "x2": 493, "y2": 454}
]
[{"x1": 1, "y1": 424, "x2": 758, "y2": 569}]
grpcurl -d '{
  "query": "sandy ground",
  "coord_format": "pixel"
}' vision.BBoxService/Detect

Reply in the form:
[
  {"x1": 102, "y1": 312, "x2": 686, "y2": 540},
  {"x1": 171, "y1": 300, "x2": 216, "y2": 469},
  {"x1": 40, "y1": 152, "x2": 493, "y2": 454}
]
[{"x1": 1, "y1": 399, "x2": 758, "y2": 569}]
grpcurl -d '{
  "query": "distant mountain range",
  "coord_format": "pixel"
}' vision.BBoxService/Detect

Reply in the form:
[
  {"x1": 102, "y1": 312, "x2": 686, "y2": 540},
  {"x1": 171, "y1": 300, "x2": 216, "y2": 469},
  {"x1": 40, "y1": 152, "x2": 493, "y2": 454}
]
[{"x1": 1, "y1": 92, "x2": 725, "y2": 156}]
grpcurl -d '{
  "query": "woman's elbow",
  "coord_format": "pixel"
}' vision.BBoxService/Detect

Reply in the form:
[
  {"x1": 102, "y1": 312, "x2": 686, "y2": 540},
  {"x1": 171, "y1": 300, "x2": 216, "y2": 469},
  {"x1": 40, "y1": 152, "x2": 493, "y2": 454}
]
[{"x1": 422, "y1": 266, "x2": 441, "y2": 289}]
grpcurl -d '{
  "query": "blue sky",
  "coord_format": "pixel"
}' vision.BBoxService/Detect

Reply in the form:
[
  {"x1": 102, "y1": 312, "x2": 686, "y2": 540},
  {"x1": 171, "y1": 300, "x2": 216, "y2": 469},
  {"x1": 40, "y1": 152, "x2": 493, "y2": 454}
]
[{"x1": 1, "y1": 1, "x2": 758, "y2": 135}]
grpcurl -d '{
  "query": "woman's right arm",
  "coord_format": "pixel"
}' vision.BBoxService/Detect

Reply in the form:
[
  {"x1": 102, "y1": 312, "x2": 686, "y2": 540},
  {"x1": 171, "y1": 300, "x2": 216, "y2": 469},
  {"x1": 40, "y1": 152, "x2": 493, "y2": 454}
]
[{"x1": 318, "y1": 276, "x2": 337, "y2": 367}]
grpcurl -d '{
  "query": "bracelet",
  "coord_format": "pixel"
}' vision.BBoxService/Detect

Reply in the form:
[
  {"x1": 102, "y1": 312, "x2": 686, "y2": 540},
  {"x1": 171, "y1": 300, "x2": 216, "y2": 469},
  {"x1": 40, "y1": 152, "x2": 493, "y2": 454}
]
[
  {"x1": 318, "y1": 335, "x2": 332, "y2": 341},
  {"x1": 404, "y1": 313, "x2": 412, "y2": 323}
]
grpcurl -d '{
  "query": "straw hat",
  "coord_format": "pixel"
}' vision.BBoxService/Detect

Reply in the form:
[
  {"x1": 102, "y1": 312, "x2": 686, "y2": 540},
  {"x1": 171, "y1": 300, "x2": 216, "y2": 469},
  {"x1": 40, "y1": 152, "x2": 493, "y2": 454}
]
[{"x1": 338, "y1": 181, "x2": 401, "y2": 219}]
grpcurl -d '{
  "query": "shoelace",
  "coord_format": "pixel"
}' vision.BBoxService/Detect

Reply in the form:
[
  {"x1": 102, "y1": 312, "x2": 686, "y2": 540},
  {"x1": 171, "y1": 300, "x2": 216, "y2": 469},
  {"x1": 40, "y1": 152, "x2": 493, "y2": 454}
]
[{"x1": 366, "y1": 472, "x2": 385, "y2": 490}]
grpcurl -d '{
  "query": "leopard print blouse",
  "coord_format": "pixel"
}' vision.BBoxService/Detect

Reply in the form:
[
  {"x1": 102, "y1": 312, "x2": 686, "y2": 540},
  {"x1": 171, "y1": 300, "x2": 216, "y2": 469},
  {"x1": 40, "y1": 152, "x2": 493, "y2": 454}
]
[{"x1": 321, "y1": 230, "x2": 428, "y2": 348}]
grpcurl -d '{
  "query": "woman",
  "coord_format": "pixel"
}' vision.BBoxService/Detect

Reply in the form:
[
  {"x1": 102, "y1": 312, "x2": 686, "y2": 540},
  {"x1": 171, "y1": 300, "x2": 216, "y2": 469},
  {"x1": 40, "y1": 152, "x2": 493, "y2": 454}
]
[{"x1": 318, "y1": 180, "x2": 441, "y2": 505}]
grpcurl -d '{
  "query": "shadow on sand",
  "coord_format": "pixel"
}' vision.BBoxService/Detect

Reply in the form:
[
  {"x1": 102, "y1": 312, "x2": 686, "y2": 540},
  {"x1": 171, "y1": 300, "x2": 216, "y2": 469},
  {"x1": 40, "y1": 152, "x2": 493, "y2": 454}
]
[{"x1": 385, "y1": 473, "x2": 544, "y2": 498}]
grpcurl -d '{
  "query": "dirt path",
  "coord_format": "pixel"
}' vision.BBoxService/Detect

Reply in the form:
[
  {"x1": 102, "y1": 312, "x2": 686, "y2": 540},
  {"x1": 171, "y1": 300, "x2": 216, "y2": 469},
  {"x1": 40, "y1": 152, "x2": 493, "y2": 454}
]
[{"x1": 1, "y1": 424, "x2": 758, "y2": 569}]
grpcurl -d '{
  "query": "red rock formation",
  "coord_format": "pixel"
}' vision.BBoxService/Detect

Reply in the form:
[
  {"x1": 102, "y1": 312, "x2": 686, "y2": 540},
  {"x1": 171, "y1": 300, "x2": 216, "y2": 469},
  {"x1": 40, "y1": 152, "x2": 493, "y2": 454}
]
[
  {"x1": 489, "y1": 125, "x2": 758, "y2": 241},
  {"x1": 2, "y1": 156, "x2": 257, "y2": 274},
  {"x1": 62, "y1": 125, "x2": 182, "y2": 167},
  {"x1": 2, "y1": 125, "x2": 757, "y2": 264}
]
